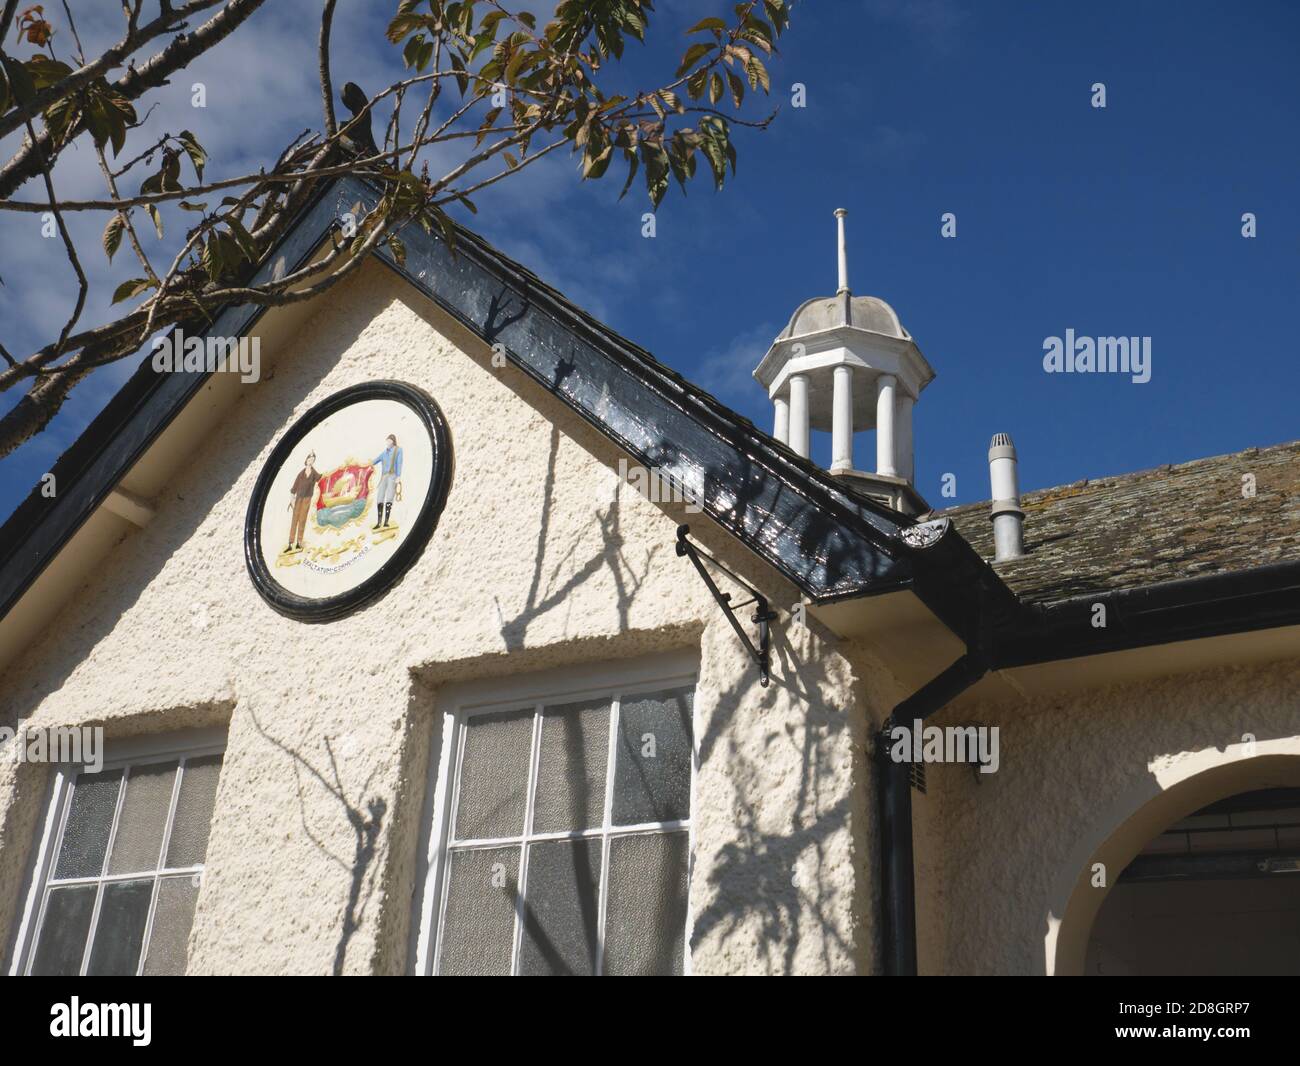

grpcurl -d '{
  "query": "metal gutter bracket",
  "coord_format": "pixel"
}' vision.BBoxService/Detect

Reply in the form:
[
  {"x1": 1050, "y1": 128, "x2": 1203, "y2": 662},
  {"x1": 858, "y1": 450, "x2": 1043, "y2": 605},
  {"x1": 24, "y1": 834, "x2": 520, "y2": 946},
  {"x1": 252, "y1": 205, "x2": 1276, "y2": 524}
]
[{"x1": 676, "y1": 524, "x2": 778, "y2": 686}]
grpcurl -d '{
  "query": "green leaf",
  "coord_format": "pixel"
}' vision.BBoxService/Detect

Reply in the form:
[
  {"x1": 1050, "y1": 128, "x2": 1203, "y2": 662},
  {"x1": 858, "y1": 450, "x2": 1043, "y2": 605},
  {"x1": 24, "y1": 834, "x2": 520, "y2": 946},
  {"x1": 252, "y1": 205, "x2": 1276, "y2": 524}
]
[
  {"x1": 111, "y1": 277, "x2": 155, "y2": 304},
  {"x1": 582, "y1": 143, "x2": 613, "y2": 180},
  {"x1": 448, "y1": 52, "x2": 469, "y2": 96},
  {"x1": 212, "y1": 231, "x2": 246, "y2": 274},
  {"x1": 764, "y1": 0, "x2": 790, "y2": 33},
  {"x1": 107, "y1": 106, "x2": 127, "y2": 157},
  {"x1": 161, "y1": 150, "x2": 183, "y2": 192},
  {"x1": 617, "y1": 149, "x2": 639, "y2": 200},
  {"x1": 146, "y1": 204, "x2": 164, "y2": 239},
  {"x1": 675, "y1": 41, "x2": 714, "y2": 77},
  {"x1": 102, "y1": 214, "x2": 125, "y2": 262},
  {"x1": 686, "y1": 67, "x2": 708, "y2": 100},
  {"x1": 642, "y1": 144, "x2": 670, "y2": 208},
  {"x1": 386, "y1": 233, "x2": 406, "y2": 268},
  {"x1": 176, "y1": 131, "x2": 206, "y2": 182},
  {"x1": 475, "y1": 106, "x2": 502, "y2": 146},
  {"x1": 386, "y1": 10, "x2": 428, "y2": 44},
  {"x1": 227, "y1": 217, "x2": 260, "y2": 261},
  {"x1": 83, "y1": 100, "x2": 112, "y2": 150},
  {"x1": 709, "y1": 72, "x2": 724, "y2": 106},
  {"x1": 24, "y1": 56, "x2": 72, "y2": 91},
  {"x1": 698, "y1": 117, "x2": 730, "y2": 190},
  {"x1": 402, "y1": 33, "x2": 427, "y2": 69},
  {"x1": 2, "y1": 56, "x2": 36, "y2": 107},
  {"x1": 201, "y1": 233, "x2": 224, "y2": 280},
  {"x1": 178, "y1": 200, "x2": 208, "y2": 212},
  {"x1": 727, "y1": 71, "x2": 745, "y2": 108},
  {"x1": 740, "y1": 16, "x2": 775, "y2": 54},
  {"x1": 687, "y1": 17, "x2": 728, "y2": 34}
]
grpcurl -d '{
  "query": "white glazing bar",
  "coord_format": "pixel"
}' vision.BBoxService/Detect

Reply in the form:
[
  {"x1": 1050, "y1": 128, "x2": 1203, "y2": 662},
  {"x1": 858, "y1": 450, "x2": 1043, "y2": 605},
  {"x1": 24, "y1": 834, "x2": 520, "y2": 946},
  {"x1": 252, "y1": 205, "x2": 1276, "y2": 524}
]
[{"x1": 509, "y1": 704, "x2": 545, "y2": 975}]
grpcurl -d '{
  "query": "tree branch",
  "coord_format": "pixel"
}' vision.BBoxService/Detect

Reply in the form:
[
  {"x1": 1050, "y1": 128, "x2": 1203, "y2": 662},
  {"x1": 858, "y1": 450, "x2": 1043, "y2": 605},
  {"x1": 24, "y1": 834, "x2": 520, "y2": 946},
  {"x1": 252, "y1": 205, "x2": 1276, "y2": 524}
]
[
  {"x1": 319, "y1": 0, "x2": 339, "y2": 137},
  {"x1": 0, "y1": 0, "x2": 268, "y2": 199},
  {"x1": 0, "y1": 1, "x2": 221, "y2": 142}
]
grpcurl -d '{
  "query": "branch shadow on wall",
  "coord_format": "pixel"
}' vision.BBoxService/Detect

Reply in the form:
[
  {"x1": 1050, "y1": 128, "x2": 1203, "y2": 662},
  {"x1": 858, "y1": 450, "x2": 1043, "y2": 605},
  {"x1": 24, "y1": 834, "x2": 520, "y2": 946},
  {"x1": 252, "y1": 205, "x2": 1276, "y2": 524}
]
[
  {"x1": 686, "y1": 617, "x2": 864, "y2": 975},
  {"x1": 248, "y1": 708, "x2": 386, "y2": 976},
  {"x1": 494, "y1": 423, "x2": 657, "y2": 653},
  {"x1": 475, "y1": 403, "x2": 871, "y2": 973}
]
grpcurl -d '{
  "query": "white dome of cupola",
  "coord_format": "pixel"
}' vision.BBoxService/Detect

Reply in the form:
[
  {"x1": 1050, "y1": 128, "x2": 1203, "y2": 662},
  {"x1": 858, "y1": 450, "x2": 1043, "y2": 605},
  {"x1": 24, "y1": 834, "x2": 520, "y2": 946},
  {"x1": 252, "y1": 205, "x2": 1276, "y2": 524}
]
[
  {"x1": 777, "y1": 292, "x2": 910, "y2": 342},
  {"x1": 753, "y1": 209, "x2": 935, "y2": 515}
]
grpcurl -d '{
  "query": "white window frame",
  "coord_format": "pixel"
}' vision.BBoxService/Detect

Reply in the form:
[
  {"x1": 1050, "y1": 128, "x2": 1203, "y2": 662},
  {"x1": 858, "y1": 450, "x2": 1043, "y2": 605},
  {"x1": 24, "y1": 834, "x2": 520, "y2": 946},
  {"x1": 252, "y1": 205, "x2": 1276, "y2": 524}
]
[
  {"x1": 8, "y1": 726, "x2": 227, "y2": 977},
  {"x1": 412, "y1": 650, "x2": 698, "y2": 976}
]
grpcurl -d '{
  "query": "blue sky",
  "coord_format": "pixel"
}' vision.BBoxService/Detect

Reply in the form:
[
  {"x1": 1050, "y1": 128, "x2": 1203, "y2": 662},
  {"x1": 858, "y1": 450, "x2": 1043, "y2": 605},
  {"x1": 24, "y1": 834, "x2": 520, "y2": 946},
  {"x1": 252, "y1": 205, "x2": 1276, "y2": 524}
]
[{"x1": 1, "y1": 0, "x2": 1298, "y2": 524}]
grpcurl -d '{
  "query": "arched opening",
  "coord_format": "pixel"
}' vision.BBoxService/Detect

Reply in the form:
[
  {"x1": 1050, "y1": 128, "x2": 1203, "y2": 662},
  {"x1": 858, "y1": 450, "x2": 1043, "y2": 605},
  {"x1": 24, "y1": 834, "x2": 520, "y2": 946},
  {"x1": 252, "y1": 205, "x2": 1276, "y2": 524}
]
[
  {"x1": 1048, "y1": 751, "x2": 1300, "y2": 976},
  {"x1": 1086, "y1": 787, "x2": 1300, "y2": 975}
]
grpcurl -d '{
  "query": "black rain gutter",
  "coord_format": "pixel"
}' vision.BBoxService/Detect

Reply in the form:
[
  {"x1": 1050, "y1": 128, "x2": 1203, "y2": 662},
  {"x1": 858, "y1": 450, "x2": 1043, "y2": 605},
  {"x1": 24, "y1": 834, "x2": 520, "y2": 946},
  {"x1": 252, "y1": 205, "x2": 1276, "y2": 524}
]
[
  {"x1": 876, "y1": 552, "x2": 1300, "y2": 976},
  {"x1": 993, "y1": 557, "x2": 1300, "y2": 669}
]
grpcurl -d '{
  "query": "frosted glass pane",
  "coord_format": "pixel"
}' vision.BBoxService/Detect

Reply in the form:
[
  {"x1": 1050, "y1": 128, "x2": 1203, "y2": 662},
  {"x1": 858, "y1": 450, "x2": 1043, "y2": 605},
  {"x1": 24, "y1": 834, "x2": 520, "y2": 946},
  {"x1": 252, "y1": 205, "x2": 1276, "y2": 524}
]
[
  {"x1": 87, "y1": 878, "x2": 153, "y2": 976},
  {"x1": 30, "y1": 884, "x2": 96, "y2": 975},
  {"x1": 518, "y1": 838, "x2": 600, "y2": 975},
  {"x1": 108, "y1": 760, "x2": 177, "y2": 874},
  {"x1": 532, "y1": 699, "x2": 610, "y2": 833},
  {"x1": 166, "y1": 754, "x2": 223, "y2": 867},
  {"x1": 613, "y1": 687, "x2": 693, "y2": 825},
  {"x1": 53, "y1": 769, "x2": 122, "y2": 879},
  {"x1": 143, "y1": 875, "x2": 200, "y2": 976},
  {"x1": 438, "y1": 846, "x2": 519, "y2": 975},
  {"x1": 604, "y1": 832, "x2": 689, "y2": 975},
  {"x1": 454, "y1": 709, "x2": 534, "y2": 840}
]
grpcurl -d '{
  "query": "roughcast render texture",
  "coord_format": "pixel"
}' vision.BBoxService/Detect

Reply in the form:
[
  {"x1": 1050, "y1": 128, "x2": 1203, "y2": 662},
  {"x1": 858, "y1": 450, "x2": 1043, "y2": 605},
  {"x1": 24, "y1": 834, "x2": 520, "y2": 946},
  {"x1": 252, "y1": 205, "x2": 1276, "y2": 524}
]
[{"x1": 0, "y1": 263, "x2": 890, "y2": 975}]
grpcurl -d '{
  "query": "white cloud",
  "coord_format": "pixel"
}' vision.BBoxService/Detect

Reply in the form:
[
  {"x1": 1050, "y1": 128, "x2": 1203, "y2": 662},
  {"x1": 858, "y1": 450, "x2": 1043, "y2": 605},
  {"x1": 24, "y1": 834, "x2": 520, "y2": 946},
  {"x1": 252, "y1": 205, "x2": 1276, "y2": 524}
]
[{"x1": 692, "y1": 320, "x2": 779, "y2": 407}]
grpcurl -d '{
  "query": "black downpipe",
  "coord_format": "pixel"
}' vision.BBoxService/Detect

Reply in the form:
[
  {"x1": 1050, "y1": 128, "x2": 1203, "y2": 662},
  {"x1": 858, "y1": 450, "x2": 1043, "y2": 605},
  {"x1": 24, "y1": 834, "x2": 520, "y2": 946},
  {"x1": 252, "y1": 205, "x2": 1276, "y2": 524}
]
[{"x1": 877, "y1": 651, "x2": 988, "y2": 975}]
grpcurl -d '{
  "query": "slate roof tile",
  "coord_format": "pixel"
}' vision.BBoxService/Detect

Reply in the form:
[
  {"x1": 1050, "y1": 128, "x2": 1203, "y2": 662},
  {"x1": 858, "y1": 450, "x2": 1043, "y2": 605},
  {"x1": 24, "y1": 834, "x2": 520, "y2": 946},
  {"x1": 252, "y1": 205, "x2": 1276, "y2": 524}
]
[{"x1": 942, "y1": 440, "x2": 1300, "y2": 605}]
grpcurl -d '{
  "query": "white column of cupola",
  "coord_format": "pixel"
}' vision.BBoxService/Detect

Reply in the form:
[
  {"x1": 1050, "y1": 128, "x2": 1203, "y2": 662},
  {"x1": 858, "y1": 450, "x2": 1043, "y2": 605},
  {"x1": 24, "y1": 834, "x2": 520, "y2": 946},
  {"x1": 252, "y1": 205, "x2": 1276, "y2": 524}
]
[
  {"x1": 772, "y1": 395, "x2": 790, "y2": 444},
  {"x1": 830, "y1": 364, "x2": 854, "y2": 472},
  {"x1": 751, "y1": 209, "x2": 936, "y2": 513},
  {"x1": 787, "y1": 372, "x2": 810, "y2": 457}
]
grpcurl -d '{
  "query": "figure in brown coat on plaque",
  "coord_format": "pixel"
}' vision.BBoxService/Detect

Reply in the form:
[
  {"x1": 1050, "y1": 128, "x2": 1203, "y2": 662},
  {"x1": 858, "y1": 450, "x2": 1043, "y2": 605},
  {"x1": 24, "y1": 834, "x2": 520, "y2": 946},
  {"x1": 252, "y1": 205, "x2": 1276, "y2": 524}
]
[{"x1": 286, "y1": 451, "x2": 321, "y2": 552}]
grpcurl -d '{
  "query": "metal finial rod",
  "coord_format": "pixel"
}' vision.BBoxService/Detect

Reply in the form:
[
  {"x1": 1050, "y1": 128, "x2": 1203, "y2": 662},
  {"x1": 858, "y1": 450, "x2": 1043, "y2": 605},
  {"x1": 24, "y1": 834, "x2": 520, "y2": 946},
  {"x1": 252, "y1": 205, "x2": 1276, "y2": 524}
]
[{"x1": 834, "y1": 208, "x2": 849, "y2": 293}]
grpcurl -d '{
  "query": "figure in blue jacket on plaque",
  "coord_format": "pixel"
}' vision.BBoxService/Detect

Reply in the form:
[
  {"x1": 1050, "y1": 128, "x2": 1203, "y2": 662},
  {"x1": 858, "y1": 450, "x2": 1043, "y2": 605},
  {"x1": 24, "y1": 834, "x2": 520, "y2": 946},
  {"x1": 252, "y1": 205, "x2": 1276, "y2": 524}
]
[{"x1": 372, "y1": 434, "x2": 403, "y2": 529}]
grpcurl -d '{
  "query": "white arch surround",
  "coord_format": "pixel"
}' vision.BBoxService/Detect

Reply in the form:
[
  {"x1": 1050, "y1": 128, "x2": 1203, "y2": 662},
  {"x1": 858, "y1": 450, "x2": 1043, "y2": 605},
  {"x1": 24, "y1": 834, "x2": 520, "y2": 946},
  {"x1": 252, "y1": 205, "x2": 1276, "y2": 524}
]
[{"x1": 1044, "y1": 744, "x2": 1300, "y2": 976}]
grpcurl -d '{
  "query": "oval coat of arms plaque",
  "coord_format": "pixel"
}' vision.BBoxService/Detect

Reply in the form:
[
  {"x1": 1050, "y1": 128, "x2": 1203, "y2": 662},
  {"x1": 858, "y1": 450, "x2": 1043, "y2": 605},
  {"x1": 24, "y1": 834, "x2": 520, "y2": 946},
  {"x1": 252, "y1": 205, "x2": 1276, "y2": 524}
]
[{"x1": 244, "y1": 380, "x2": 452, "y2": 621}]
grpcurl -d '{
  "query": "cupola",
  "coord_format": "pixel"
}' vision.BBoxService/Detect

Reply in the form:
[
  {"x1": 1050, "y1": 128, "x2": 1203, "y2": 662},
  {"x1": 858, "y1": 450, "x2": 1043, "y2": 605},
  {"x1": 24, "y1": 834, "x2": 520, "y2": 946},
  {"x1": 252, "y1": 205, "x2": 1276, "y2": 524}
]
[{"x1": 753, "y1": 209, "x2": 934, "y2": 515}]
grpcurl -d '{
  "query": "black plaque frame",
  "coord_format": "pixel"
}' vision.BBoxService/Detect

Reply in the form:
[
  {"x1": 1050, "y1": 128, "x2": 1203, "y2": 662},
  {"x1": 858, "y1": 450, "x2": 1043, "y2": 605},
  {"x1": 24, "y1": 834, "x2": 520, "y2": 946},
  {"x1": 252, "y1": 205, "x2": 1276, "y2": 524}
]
[{"x1": 244, "y1": 380, "x2": 453, "y2": 621}]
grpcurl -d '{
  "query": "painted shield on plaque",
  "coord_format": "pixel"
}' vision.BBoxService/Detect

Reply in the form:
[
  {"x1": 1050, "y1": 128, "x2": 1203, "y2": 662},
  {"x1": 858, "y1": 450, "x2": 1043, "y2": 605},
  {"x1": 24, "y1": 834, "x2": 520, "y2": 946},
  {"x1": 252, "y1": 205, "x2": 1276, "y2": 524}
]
[{"x1": 244, "y1": 380, "x2": 453, "y2": 621}]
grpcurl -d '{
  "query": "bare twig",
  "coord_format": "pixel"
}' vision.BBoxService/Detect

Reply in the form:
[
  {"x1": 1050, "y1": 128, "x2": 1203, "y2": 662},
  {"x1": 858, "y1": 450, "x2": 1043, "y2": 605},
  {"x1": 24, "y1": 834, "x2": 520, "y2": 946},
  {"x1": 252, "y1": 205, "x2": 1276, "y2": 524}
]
[
  {"x1": 23, "y1": 113, "x2": 87, "y2": 360},
  {"x1": 95, "y1": 145, "x2": 159, "y2": 286}
]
